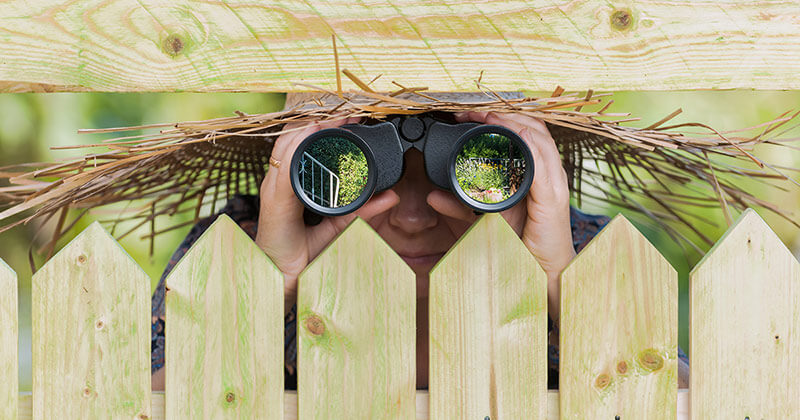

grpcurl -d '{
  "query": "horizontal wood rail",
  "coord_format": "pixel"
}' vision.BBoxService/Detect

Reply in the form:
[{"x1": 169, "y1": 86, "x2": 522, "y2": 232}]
[
  {"x1": 1, "y1": 1, "x2": 799, "y2": 92},
  {"x1": 15, "y1": 391, "x2": 691, "y2": 419}
]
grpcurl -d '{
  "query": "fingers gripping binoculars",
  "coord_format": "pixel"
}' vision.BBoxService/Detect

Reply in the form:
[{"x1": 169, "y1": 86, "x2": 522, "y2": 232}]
[{"x1": 289, "y1": 112, "x2": 534, "y2": 218}]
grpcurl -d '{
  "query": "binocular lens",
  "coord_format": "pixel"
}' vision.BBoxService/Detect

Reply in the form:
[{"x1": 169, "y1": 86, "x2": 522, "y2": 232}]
[
  {"x1": 290, "y1": 131, "x2": 377, "y2": 216},
  {"x1": 453, "y1": 133, "x2": 527, "y2": 205}
]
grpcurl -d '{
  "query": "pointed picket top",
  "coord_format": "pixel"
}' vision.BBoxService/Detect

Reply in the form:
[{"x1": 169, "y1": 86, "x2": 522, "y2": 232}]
[
  {"x1": 165, "y1": 214, "x2": 283, "y2": 420},
  {"x1": 298, "y1": 216, "x2": 416, "y2": 420},
  {"x1": 0, "y1": 258, "x2": 17, "y2": 420},
  {"x1": 560, "y1": 214, "x2": 678, "y2": 420},
  {"x1": 690, "y1": 208, "x2": 800, "y2": 419},
  {"x1": 32, "y1": 221, "x2": 151, "y2": 420},
  {"x1": 429, "y1": 213, "x2": 548, "y2": 420}
]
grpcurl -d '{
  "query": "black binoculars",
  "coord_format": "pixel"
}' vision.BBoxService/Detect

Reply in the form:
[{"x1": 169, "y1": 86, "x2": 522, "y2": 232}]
[{"x1": 289, "y1": 112, "x2": 534, "y2": 218}]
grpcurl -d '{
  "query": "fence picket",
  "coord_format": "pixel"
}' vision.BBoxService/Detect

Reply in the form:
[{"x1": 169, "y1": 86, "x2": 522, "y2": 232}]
[
  {"x1": 690, "y1": 209, "x2": 800, "y2": 419},
  {"x1": 31, "y1": 222, "x2": 151, "y2": 419},
  {"x1": 298, "y1": 217, "x2": 416, "y2": 420},
  {"x1": 1, "y1": 259, "x2": 17, "y2": 420},
  {"x1": 165, "y1": 214, "x2": 284, "y2": 419},
  {"x1": 560, "y1": 214, "x2": 678, "y2": 419},
  {"x1": 429, "y1": 213, "x2": 548, "y2": 420}
]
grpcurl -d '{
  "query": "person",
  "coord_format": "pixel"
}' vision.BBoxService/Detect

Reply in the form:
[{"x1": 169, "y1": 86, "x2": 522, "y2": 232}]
[{"x1": 150, "y1": 104, "x2": 691, "y2": 391}]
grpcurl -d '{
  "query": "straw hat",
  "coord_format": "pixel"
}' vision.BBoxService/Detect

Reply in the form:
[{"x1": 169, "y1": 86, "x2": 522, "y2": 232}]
[{"x1": 0, "y1": 81, "x2": 798, "y2": 259}]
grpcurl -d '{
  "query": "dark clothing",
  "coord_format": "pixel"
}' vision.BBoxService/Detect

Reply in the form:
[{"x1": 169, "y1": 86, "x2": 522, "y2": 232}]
[{"x1": 150, "y1": 194, "x2": 686, "y2": 389}]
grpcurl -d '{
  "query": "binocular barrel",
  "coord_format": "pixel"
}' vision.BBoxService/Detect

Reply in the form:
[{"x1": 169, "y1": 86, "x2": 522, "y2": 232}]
[{"x1": 289, "y1": 114, "x2": 534, "y2": 218}]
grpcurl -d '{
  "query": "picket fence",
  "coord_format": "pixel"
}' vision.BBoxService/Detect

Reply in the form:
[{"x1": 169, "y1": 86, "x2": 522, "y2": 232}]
[{"x1": 1, "y1": 209, "x2": 798, "y2": 420}]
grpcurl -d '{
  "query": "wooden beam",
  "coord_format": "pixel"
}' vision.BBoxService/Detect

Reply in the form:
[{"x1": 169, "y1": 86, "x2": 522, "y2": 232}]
[
  {"x1": 17, "y1": 390, "x2": 692, "y2": 419},
  {"x1": 429, "y1": 214, "x2": 547, "y2": 419},
  {"x1": 1, "y1": 1, "x2": 799, "y2": 92}
]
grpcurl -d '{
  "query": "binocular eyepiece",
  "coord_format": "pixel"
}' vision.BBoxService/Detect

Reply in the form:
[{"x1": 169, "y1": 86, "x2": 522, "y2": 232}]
[{"x1": 289, "y1": 112, "x2": 534, "y2": 219}]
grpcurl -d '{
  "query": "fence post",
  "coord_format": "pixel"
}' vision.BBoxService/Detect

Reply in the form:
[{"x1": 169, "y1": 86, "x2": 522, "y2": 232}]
[
  {"x1": 165, "y1": 214, "x2": 284, "y2": 419},
  {"x1": 690, "y1": 209, "x2": 800, "y2": 419},
  {"x1": 298, "y1": 217, "x2": 416, "y2": 420},
  {"x1": 560, "y1": 214, "x2": 678, "y2": 420},
  {"x1": 31, "y1": 222, "x2": 151, "y2": 419},
  {"x1": 429, "y1": 213, "x2": 548, "y2": 420},
  {"x1": 1, "y1": 258, "x2": 17, "y2": 420}
]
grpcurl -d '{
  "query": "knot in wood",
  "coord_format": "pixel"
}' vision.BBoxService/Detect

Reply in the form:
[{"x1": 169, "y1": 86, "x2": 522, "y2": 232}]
[
  {"x1": 305, "y1": 315, "x2": 325, "y2": 335},
  {"x1": 77, "y1": 254, "x2": 87, "y2": 264},
  {"x1": 225, "y1": 392, "x2": 236, "y2": 403},
  {"x1": 594, "y1": 373, "x2": 611, "y2": 389},
  {"x1": 138, "y1": 414, "x2": 149, "y2": 420},
  {"x1": 610, "y1": 9, "x2": 633, "y2": 30},
  {"x1": 162, "y1": 34, "x2": 184, "y2": 57},
  {"x1": 616, "y1": 360, "x2": 628, "y2": 374},
  {"x1": 638, "y1": 349, "x2": 664, "y2": 371}
]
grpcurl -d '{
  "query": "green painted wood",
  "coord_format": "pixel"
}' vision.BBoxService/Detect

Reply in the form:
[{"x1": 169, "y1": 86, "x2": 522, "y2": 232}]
[
  {"x1": 429, "y1": 213, "x2": 548, "y2": 419},
  {"x1": 559, "y1": 214, "x2": 677, "y2": 420},
  {"x1": 17, "y1": 389, "x2": 695, "y2": 420},
  {"x1": 298, "y1": 217, "x2": 415, "y2": 420},
  {"x1": 0, "y1": 258, "x2": 17, "y2": 420},
  {"x1": 31, "y1": 222, "x2": 151, "y2": 420},
  {"x1": 165, "y1": 214, "x2": 284, "y2": 419},
  {"x1": 1, "y1": 1, "x2": 800, "y2": 92},
  {"x1": 690, "y1": 209, "x2": 800, "y2": 419}
]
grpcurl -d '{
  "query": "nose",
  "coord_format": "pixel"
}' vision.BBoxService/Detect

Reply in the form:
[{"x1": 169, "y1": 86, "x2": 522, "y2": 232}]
[
  {"x1": 388, "y1": 155, "x2": 439, "y2": 234},
  {"x1": 388, "y1": 181, "x2": 438, "y2": 234}
]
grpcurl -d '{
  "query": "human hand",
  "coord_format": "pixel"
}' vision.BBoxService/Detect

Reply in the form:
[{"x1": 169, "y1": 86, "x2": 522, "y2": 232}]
[
  {"x1": 428, "y1": 111, "x2": 576, "y2": 320},
  {"x1": 255, "y1": 117, "x2": 400, "y2": 314}
]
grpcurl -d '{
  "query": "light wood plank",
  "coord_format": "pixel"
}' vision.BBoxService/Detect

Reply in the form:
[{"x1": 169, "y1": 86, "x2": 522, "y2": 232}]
[
  {"x1": 690, "y1": 209, "x2": 800, "y2": 419},
  {"x1": 165, "y1": 214, "x2": 283, "y2": 419},
  {"x1": 298, "y1": 217, "x2": 415, "y2": 420},
  {"x1": 428, "y1": 213, "x2": 547, "y2": 419},
  {"x1": 1, "y1": 259, "x2": 17, "y2": 420},
  {"x1": 2, "y1": 1, "x2": 800, "y2": 92},
  {"x1": 560, "y1": 214, "x2": 678, "y2": 420},
  {"x1": 31, "y1": 222, "x2": 151, "y2": 420},
  {"x1": 17, "y1": 390, "x2": 692, "y2": 419}
]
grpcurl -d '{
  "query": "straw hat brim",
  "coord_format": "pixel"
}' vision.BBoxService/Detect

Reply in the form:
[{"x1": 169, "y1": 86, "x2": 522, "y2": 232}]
[{"x1": 0, "y1": 86, "x2": 798, "y2": 259}]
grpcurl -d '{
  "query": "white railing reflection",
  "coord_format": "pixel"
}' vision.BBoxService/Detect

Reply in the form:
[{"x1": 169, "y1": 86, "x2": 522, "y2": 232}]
[{"x1": 300, "y1": 152, "x2": 340, "y2": 207}]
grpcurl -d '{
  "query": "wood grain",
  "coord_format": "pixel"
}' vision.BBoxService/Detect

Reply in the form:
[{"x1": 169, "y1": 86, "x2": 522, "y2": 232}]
[
  {"x1": 690, "y1": 209, "x2": 800, "y2": 419},
  {"x1": 17, "y1": 390, "x2": 692, "y2": 419},
  {"x1": 298, "y1": 217, "x2": 416, "y2": 420},
  {"x1": 559, "y1": 214, "x2": 678, "y2": 420},
  {"x1": 165, "y1": 214, "x2": 284, "y2": 419},
  {"x1": 1, "y1": 259, "x2": 17, "y2": 420},
  {"x1": 429, "y1": 214, "x2": 547, "y2": 419},
  {"x1": 1, "y1": 0, "x2": 799, "y2": 92},
  {"x1": 31, "y1": 222, "x2": 151, "y2": 420}
]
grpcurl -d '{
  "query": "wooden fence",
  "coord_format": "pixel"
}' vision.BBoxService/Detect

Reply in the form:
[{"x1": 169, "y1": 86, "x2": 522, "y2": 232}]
[{"x1": 1, "y1": 208, "x2": 798, "y2": 419}]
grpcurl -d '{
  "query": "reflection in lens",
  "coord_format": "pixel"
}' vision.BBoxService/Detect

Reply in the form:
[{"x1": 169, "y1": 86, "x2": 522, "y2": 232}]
[
  {"x1": 454, "y1": 133, "x2": 526, "y2": 204},
  {"x1": 299, "y1": 136, "x2": 369, "y2": 208}
]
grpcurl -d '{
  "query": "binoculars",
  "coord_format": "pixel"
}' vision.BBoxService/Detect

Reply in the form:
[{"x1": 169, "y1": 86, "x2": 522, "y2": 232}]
[{"x1": 289, "y1": 112, "x2": 534, "y2": 218}]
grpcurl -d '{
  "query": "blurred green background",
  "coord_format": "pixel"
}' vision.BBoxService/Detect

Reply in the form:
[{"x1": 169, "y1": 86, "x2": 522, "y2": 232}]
[{"x1": 1, "y1": 91, "x2": 799, "y2": 391}]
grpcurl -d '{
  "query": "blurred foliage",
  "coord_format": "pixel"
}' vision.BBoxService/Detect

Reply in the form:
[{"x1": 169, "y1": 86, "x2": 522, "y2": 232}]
[
  {"x1": 337, "y1": 152, "x2": 369, "y2": 205},
  {"x1": 1, "y1": 90, "x2": 799, "y2": 392},
  {"x1": 459, "y1": 133, "x2": 521, "y2": 159}
]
